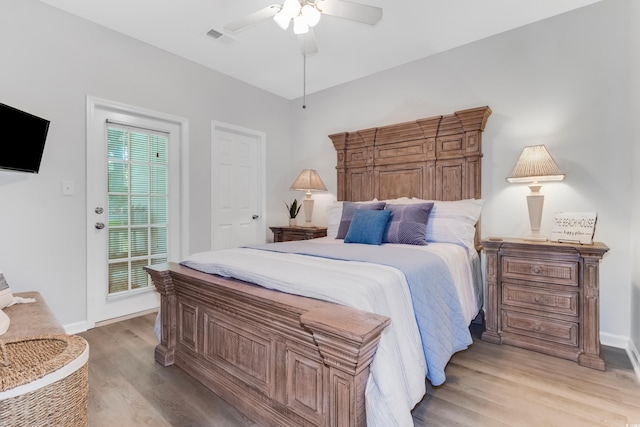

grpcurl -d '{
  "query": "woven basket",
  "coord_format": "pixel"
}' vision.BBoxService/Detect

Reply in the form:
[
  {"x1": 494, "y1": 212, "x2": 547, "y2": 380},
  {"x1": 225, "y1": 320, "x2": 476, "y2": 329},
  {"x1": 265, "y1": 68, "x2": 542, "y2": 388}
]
[{"x1": 0, "y1": 334, "x2": 89, "y2": 427}]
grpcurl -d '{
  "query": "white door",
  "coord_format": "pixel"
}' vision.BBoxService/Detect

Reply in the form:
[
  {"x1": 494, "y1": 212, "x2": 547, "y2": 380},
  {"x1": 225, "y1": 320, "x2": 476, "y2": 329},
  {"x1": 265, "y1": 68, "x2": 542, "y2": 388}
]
[
  {"x1": 86, "y1": 97, "x2": 188, "y2": 326},
  {"x1": 211, "y1": 121, "x2": 265, "y2": 250}
]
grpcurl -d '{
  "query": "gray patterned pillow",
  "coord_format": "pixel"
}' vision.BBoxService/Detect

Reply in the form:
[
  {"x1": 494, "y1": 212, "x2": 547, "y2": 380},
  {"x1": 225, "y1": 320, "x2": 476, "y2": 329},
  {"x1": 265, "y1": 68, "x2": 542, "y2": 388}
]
[
  {"x1": 336, "y1": 201, "x2": 386, "y2": 239},
  {"x1": 382, "y1": 202, "x2": 434, "y2": 245}
]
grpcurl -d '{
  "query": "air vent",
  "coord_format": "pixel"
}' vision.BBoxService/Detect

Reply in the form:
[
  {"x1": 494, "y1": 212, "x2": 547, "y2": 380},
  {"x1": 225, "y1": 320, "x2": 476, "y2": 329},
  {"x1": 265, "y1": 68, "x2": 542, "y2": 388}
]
[{"x1": 207, "y1": 28, "x2": 235, "y2": 45}]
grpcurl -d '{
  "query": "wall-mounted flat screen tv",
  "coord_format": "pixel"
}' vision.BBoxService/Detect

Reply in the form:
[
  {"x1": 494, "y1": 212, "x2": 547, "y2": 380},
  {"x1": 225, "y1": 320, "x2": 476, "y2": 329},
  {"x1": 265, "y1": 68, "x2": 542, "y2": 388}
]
[{"x1": 0, "y1": 102, "x2": 50, "y2": 173}]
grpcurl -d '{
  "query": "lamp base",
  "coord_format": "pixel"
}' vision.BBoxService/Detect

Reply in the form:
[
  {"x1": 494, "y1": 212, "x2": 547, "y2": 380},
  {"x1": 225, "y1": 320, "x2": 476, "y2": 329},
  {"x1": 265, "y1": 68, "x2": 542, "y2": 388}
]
[
  {"x1": 301, "y1": 195, "x2": 314, "y2": 227},
  {"x1": 525, "y1": 186, "x2": 546, "y2": 242}
]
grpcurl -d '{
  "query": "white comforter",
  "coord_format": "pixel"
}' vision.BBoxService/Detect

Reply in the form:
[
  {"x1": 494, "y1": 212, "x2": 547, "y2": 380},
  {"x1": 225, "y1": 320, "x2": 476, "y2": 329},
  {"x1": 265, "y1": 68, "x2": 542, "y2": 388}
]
[{"x1": 181, "y1": 238, "x2": 479, "y2": 427}]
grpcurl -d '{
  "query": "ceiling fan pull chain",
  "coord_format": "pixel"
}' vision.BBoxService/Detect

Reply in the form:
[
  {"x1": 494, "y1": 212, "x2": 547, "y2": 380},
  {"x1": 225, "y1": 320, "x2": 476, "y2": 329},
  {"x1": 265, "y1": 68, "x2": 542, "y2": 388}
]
[{"x1": 302, "y1": 53, "x2": 307, "y2": 109}]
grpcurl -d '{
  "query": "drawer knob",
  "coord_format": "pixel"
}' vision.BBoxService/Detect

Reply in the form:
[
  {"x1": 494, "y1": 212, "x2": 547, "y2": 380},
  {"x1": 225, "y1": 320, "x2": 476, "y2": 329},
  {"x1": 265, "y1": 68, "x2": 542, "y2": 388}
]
[
  {"x1": 533, "y1": 266, "x2": 542, "y2": 275},
  {"x1": 533, "y1": 325, "x2": 541, "y2": 332},
  {"x1": 534, "y1": 296, "x2": 541, "y2": 303}
]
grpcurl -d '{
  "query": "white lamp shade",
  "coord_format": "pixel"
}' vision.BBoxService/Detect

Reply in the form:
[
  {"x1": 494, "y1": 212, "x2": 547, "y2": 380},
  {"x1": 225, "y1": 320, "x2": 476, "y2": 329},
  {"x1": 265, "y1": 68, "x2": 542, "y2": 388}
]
[
  {"x1": 273, "y1": 12, "x2": 291, "y2": 30},
  {"x1": 506, "y1": 145, "x2": 565, "y2": 183},
  {"x1": 293, "y1": 16, "x2": 309, "y2": 34},
  {"x1": 289, "y1": 169, "x2": 327, "y2": 192},
  {"x1": 301, "y1": 4, "x2": 321, "y2": 27}
]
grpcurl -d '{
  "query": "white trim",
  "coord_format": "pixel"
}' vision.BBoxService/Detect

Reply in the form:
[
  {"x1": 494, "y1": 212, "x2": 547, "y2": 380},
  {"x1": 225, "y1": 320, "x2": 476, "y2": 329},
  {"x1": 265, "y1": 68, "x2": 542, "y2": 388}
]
[
  {"x1": 106, "y1": 286, "x2": 155, "y2": 301},
  {"x1": 628, "y1": 338, "x2": 640, "y2": 383},
  {"x1": 85, "y1": 96, "x2": 189, "y2": 328},
  {"x1": 63, "y1": 321, "x2": 90, "y2": 335},
  {"x1": 600, "y1": 331, "x2": 629, "y2": 349}
]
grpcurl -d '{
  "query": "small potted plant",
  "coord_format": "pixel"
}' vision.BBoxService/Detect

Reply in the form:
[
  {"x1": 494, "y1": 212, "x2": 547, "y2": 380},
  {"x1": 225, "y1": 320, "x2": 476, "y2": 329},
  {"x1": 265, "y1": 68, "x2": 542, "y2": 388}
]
[{"x1": 285, "y1": 199, "x2": 301, "y2": 226}]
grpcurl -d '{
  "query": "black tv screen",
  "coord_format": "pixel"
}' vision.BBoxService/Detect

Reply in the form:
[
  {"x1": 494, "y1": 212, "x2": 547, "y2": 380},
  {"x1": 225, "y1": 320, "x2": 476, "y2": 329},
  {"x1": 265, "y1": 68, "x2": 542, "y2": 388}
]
[{"x1": 0, "y1": 102, "x2": 50, "y2": 173}]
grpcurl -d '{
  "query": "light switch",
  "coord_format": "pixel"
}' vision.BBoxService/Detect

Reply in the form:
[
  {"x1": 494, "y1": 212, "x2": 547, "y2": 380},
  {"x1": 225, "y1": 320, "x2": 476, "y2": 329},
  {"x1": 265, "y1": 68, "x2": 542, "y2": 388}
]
[{"x1": 62, "y1": 180, "x2": 74, "y2": 196}]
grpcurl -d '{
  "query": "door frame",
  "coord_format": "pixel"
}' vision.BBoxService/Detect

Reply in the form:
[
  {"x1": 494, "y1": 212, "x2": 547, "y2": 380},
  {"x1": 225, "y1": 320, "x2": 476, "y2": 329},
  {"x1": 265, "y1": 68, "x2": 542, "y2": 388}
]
[
  {"x1": 85, "y1": 96, "x2": 190, "y2": 329},
  {"x1": 211, "y1": 120, "x2": 267, "y2": 249}
]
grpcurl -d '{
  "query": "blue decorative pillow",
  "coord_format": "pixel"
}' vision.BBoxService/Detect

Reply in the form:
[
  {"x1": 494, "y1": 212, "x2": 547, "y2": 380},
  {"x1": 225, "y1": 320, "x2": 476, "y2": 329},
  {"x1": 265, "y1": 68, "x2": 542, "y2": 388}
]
[
  {"x1": 383, "y1": 202, "x2": 434, "y2": 245},
  {"x1": 336, "y1": 201, "x2": 386, "y2": 239},
  {"x1": 344, "y1": 209, "x2": 392, "y2": 245}
]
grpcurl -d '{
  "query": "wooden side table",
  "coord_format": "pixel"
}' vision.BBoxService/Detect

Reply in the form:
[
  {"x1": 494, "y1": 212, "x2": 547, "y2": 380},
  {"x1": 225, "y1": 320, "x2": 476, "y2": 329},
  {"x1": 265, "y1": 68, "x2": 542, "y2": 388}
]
[
  {"x1": 481, "y1": 238, "x2": 609, "y2": 370},
  {"x1": 270, "y1": 226, "x2": 327, "y2": 242}
]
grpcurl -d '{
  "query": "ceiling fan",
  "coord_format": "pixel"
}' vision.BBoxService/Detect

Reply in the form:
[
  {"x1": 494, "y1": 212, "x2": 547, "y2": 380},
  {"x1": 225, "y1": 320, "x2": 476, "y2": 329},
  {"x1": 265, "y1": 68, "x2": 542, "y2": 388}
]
[{"x1": 222, "y1": 0, "x2": 383, "y2": 54}]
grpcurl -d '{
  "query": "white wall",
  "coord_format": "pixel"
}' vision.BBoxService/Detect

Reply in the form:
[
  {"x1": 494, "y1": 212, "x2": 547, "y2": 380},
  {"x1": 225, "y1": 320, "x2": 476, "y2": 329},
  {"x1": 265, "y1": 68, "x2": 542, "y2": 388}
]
[
  {"x1": 0, "y1": 0, "x2": 291, "y2": 327},
  {"x1": 1, "y1": 0, "x2": 637, "y2": 355},
  {"x1": 289, "y1": 0, "x2": 636, "y2": 348},
  {"x1": 630, "y1": 0, "x2": 640, "y2": 371}
]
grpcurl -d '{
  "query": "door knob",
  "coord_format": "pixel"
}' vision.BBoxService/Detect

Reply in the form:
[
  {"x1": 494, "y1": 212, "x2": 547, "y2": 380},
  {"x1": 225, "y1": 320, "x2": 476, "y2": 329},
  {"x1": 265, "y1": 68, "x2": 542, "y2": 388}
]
[
  {"x1": 95, "y1": 222, "x2": 105, "y2": 230},
  {"x1": 95, "y1": 207, "x2": 104, "y2": 214},
  {"x1": 252, "y1": 215, "x2": 259, "y2": 220}
]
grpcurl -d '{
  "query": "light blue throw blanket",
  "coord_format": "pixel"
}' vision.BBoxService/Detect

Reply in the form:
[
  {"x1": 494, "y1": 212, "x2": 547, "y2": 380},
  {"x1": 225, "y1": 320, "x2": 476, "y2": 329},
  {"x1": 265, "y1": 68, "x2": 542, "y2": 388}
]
[{"x1": 248, "y1": 241, "x2": 473, "y2": 386}]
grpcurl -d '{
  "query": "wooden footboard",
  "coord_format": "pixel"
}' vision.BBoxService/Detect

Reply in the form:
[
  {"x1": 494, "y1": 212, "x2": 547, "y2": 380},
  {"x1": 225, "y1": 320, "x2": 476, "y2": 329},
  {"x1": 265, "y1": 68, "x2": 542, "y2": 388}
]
[{"x1": 145, "y1": 263, "x2": 390, "y2": 427}]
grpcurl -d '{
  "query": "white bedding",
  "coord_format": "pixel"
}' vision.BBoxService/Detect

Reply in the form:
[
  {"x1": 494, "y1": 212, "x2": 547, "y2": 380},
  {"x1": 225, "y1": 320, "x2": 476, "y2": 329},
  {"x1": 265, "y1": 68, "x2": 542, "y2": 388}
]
[{"x1": 179, "y1": 238, "x2": 481, "y2": 427}]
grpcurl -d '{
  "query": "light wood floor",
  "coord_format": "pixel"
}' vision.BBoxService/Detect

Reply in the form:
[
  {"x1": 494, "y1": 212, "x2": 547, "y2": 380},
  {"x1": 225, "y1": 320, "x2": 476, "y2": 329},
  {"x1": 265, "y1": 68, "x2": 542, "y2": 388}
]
[{"x1": 79, "y1": 313, "x2": 640, "y2": 426}]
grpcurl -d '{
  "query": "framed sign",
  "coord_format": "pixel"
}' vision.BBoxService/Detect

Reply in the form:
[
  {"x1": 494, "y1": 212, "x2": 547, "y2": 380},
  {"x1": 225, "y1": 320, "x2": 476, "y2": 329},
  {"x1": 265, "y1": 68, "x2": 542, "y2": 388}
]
[{"x1": 550, "y1": 212, "x2": 597, "y2": 244}]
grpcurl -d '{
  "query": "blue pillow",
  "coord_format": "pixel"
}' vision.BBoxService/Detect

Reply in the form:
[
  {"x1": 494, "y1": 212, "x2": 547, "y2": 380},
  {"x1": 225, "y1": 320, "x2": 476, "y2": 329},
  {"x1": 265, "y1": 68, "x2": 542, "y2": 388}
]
[
  {"x1": 383, "y1": 202, "x2": 434, "y2": 245},
  {"x1": 336, "y1": 201, "x2": 386, "y2": 239},
  {"x1": 344, "y1": 209, "x2": 392, "y2": 245}
]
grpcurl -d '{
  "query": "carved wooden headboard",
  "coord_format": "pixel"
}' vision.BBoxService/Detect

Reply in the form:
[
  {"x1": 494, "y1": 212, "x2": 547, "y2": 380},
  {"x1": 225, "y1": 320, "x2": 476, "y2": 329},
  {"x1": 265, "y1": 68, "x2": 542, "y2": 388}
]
[
  {"x1": 329, "y1": 106, "x2": 491, "y2": 202},
  {"x1": 329, "y1": 106, "x2": 491, "y2": 247}
]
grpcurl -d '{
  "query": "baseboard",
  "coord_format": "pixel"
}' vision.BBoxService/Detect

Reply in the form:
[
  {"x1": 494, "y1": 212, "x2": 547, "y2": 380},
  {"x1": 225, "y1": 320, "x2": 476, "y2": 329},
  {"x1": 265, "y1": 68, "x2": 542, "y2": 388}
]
[
  {"x1": 600, "y1": 331, "x2": 629, "y2": 349},
  {"x1": 627, "y1": 339, "x2": 640, "y2": 383},
  {"x1": 63, "y1": 308, "x2": 159, "y2": 334},
  {"x1": 64, "y1": 321, "x2": 90, "y2": 335}
]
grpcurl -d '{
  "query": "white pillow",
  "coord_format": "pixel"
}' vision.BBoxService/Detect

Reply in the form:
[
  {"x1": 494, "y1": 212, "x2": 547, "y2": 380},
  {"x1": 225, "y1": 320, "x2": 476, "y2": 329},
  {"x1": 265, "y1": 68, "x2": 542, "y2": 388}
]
[
  {"x1": 412, "y1": 198, "x2": 484, "y2": 251},
  {"x1": 326, "y1": 202, "x2": 343, "y2": 238},
  {"x1": 0, "y1": 270, "x2": 13, "y2": 309},
  {"x1": 0, "y1": 309, "x2": 9, "y2": 336},
  {"x1": 379, "y1": 197, "x2": 412, "y2": 204}
]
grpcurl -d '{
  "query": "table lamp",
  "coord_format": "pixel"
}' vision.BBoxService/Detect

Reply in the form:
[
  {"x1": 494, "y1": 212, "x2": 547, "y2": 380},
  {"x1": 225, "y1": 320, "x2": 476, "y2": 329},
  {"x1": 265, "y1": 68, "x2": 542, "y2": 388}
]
[
  {"x1": 506, "y1": 145, "x2": 565, "y2": 241},
  {"x1": 290, "y1": 169, "x2": 327, "y2": 226}
]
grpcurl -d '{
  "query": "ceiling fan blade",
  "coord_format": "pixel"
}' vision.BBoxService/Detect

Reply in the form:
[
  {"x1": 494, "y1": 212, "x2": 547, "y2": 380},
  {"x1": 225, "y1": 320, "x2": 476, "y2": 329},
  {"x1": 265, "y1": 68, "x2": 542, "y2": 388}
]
[
  {"x1": 298, "y1": 29, "x2": 318, "y2": 55},
  {"x1": 319, "y1": 0, "x2": 382, "y2": 25},
  {"x1": 224, "y1": 4, "x2": 281, "y2": 33}
]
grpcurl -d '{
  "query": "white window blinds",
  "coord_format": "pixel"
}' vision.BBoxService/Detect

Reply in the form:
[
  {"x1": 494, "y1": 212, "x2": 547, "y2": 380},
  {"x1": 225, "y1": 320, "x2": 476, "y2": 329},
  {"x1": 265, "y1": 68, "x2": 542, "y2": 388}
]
[{"x1": 106, "y1": 124, "x2": 169, "y2": 295}]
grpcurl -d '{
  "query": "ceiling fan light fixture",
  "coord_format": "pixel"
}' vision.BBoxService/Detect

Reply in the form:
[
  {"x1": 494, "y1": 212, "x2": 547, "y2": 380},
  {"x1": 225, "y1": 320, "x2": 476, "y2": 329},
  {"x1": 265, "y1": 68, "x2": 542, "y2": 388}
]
[
  {"x1": 293, "y1": 16, "x2": 309, "y2": 34},
  {"x1": 282, "y1": 0, "x2": 301, "y2": 16},
  {"x1": 301, "y1": 4, "x2": 321, "y2": 27},
  {"x1": 273, "y1": 11, "x2": 291, "y2": 30}
]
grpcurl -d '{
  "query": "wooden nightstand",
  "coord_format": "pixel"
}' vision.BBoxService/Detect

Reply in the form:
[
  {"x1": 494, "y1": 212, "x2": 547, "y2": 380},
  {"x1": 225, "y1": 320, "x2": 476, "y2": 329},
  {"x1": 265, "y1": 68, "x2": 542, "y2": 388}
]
[
  {"x1": 270, "y1": 226, "x2": 327, "y2": 242},
  {"x1": 481, "y1": 238, "x2": 609, "y2": 370}
]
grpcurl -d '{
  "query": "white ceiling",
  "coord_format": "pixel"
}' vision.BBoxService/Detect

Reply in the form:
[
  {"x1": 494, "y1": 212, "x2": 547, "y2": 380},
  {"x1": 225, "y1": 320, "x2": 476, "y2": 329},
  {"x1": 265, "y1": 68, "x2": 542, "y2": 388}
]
[{"x1": 40, "y1": 0, "x2": 600, "y2": 100}]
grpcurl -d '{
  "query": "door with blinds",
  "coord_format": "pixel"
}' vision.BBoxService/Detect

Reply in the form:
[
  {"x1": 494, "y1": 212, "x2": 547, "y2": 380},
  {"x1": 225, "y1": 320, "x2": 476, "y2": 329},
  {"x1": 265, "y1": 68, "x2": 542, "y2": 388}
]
[{"x1": 86, "y1": 97, "x2": 186, "y2": 326}]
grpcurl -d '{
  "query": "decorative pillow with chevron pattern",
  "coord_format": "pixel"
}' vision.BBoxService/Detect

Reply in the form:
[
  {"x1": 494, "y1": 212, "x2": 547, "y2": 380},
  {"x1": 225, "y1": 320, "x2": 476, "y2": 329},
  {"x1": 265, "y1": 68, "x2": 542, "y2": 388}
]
[{"x1": 383, "y1": 202, "x2": 434, "y2": 245}]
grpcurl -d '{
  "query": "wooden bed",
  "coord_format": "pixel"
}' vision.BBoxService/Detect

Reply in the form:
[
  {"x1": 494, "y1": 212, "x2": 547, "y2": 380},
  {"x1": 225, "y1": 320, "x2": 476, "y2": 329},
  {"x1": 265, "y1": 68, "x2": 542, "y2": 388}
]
[{"x1": 145, "y1": 105, "x2": 491, "y2": 427}]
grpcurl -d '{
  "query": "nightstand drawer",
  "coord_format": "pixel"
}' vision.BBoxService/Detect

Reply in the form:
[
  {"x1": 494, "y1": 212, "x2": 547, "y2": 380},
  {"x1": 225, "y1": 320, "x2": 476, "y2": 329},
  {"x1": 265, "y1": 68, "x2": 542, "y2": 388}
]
[
  {"x1": 270, "y1": 226, "x2": 327, "y2": 242},
  {"x1": 502, "y1": 256, "x2": 578, "y2": 286},
  {"x1": 502, "y1": 283, "x2": 578, "y2": 316},
  {"x1": 501, "y1": 310, "x2": 578, "y2": 347}
]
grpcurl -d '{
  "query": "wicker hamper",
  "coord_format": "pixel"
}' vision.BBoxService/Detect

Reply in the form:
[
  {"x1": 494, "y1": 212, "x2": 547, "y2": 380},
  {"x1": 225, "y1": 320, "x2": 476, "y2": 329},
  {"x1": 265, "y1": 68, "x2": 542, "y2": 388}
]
[{"x1": 0, "y1": 334, "x2": 89, "y2": 426}]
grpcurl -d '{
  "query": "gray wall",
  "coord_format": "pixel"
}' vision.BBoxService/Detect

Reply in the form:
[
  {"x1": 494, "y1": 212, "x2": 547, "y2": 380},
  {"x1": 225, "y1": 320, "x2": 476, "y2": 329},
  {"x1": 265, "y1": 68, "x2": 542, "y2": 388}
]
[
  {"x1": 1, "y1": 0, "x2": 637, "y2": 363},
  {"x1": 631, "y1": 0, "x2": 640, "y2": 368},
  {"x1": 0, "y1": 0, "x2": 291, "y2": 327},
  {"x1": 288, "y1": 0, "x2": 638, "y2": 352}
]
